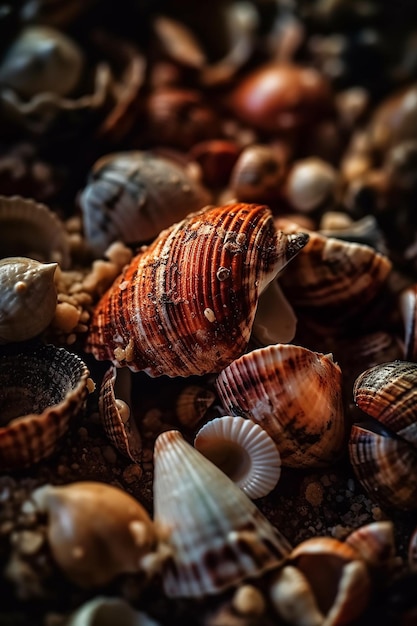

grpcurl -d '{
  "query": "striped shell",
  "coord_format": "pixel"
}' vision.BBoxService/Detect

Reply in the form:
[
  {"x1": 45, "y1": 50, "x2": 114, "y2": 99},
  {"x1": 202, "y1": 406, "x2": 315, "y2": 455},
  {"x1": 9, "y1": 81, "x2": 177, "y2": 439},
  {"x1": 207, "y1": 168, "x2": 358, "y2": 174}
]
[
  {"x1": 79, "y1": 151, "x2": 211, "y2": 257},
  {"x1": 153, "y1": 430, "x2": 292, "y2": 598},
  {"x1": 0, "y1": 344, "x2": 90, "y2": 470},
  {"x1": 85, "y1": 203, "x2": 308, "y2": 377},
  {"x1": 215, "y1": 343, "x2": 345, "y2": 468},
  {"x1": 194, "y1": 415, "x2": 281, "y2": 499},
  {"x1": 98, "y1": 365, "x2": 142, "y2": 462},
  {"x1": 0, "y1": 195, "x2": 71, "y2": 269},
  {"x1": 348, "y1": 361, "x2": 417, "y2": 510}
]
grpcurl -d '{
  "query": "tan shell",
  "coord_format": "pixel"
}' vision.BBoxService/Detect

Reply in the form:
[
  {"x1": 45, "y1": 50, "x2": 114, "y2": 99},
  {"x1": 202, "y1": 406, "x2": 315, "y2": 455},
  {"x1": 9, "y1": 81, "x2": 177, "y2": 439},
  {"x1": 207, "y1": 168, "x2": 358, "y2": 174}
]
[
  {"x1": 64, "y1": 596, "x2": 162, "y2": 626},
  {"x1": 98, "y1": 365, "x2": 142, "y2": 463},
  {"x1": 194, "y1": 415, "x2": 281, "y2": 499},
  {"x1": 0, "y1": 195, "x2": 71, "y2": 269},
  {"x1": 0, "y1": 257, "x2": 57, "y2": 344},
  {"x1": 31, "y1": 481, "x2": 156, "y2": 588},
  {"x1": 153, "y1": 430, "x2": 292, "y2": 598},
  {"x1": 79, "y1": 150, "x2": 211, "y2": 257},
  {"x1": 0, "y1": 344, "x2": 90, "y2": 470},
  {"x1": 348, "y1": 361, "x2": 417, "y2": 510},
  {"x1": 345, "y1": 521, "x2": 399, "y2": 572},
  {"x1": 215, "y1": 343, "x2": 345, "y2": 468},
  {"x1": 85, "y1": 203, "x2": 309, "y2": 377}
]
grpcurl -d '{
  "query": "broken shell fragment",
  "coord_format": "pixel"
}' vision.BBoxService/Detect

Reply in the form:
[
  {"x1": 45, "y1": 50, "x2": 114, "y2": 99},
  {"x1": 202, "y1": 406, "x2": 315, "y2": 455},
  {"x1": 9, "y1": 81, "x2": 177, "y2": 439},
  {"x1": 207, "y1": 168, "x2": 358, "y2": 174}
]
[
  {"x1": 85, "y1": 203, "x2": 308, "y2": 377},
  {"x1": 98, "y1": 365, "x2": 142, "y2": 463},
  {"x1": 0, "y1": 256, "x2": 57, "y2": 344},
  {"x1": 0, "y1": 344, "x2": 90, "y2": 470},
  {"x1": 153, "y1": 430, "x2": 291, "y2": 598},
  {"x1": 215, "y1": 343, "x2": 345, "y2": 468},
  {"x1": 79, "y1": 150, "x2": 211, "y2": 257},
  {"x1": 194, "y1": 415, "x2": 281, "y2": 499},
  {"x1": 31, "y1": 481, "x2": 157, "y2": 588}
]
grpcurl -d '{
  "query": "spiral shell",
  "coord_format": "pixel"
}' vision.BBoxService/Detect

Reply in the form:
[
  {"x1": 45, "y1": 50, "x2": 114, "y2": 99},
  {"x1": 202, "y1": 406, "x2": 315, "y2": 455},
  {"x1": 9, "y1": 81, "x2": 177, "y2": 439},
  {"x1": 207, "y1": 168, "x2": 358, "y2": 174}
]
[
  {"x1": 85, "y1": 203, "x2": 309, "y2": 377},
  {"x1": 0, "y1": 257, "x2": 57, "y2": 344},
  {"x1": 0, "y1": 344, "x2": 90, "y2": 470}
]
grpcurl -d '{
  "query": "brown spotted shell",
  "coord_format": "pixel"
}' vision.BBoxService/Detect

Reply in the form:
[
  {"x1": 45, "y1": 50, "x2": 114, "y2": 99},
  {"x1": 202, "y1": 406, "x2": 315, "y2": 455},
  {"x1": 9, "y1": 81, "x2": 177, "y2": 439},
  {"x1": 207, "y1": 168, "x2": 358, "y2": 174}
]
[
  {"x1": 0, "y1": 344, "x2": 90, "y2": 470},
  {"x1": 85, "y1": 203, "x2": 308, "y2": 377},
  {"x1": 215, "y1": 343, "x2": 345, "y2": 468},
  {"x1": 348, "y1": 361, "x2": 417, "y2": 510}
]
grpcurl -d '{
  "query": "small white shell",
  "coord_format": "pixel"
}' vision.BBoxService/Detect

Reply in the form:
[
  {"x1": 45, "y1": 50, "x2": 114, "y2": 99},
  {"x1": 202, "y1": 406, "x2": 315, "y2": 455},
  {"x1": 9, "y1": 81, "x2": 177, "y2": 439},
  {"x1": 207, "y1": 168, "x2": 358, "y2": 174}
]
[{"x1": 194, "y1": 415, "x2": 281, "y2": 499}]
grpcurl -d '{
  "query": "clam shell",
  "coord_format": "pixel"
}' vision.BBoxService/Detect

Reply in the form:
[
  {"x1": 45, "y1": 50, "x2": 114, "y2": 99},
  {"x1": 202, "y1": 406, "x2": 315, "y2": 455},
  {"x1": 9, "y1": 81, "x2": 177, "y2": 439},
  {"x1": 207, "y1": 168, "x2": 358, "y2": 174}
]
[
  {"x1": 153, "y1": 430, "x2": 292, "y2": 598},
  {"x1": 85, "y1": 203, "x2": 309, "y2": 377},
  {"x1": 215, "y1": 343, "x2": 345, "y2": 468},
  {"x1": 194, "y1": 415, "x2": 281, "y2": 499},
  {"x1": 79, "y1": 150, "x2": 211, "y2": 257},
  {"x1": 0, "y1": 257, "x2": 57, "y2": 344},
  {"x1": 98, "y1": 365, "x2": 142, "y2": 463},
  {"x1": 0, "y1": 195, "x2": 71, "y2": 269},
  {"x1": 345, "y1": 521, "x2": 398, "y2": 571},
  {"x1": 0, "y1": 344, "x2": 90, "y2": 470}
]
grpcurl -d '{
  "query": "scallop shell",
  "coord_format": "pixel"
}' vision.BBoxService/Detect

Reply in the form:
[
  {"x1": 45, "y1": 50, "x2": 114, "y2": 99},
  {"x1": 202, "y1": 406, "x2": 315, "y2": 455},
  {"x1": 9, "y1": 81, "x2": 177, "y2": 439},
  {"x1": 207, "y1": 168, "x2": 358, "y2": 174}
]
[
  {"x1": 0, "y1": 257, "x2": 57, "y2": 344},
  {"x1": 194, "y1": 415, "x2": 281, "y2": 499},
  {"x1": 348, "y1": 361, "x2": 417, "y2": 510},
  {"x1": 85, "y1": 203, "x2": 309, "y2": 377},
  {"x1": 153, "y1": 430, "x2": 292, "y2": 598},
  {"x1": 0, "y1": 344, "x2": 90, "y2": 470},
  {"x1": 0, "y1": 195, "x2": 71, "y2": 269},
  {"x1": 98, "y1": 365, "x2": 142, "y2": 462},
  {"x1": 79, "y1": 150, "x2": 211, "y2": 257},
  {"x1": 215, "y1": 343, "x2": 345, "y2": 468}
]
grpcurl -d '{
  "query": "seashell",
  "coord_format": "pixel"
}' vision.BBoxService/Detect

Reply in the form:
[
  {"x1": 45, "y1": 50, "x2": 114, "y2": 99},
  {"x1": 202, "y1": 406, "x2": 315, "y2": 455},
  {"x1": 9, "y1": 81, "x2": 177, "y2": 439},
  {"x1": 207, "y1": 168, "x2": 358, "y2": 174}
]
[
  {"x1": 0, "y1": 344, "x2": 90, "y2": 470},
  {"x1": 79, "y1": 150, "x2": 212, "y2": 257},
  {"x1": 175, "y1": 384, "x2": 216, "y2": 428},
  {"x1": 367, "y1": 84, "x2": 417, "y2": 154},
  {"x1": 270, "y1": 536, "x2": 371, "y2": 626},
  {"x1": 0, "y1": 25, "x2": 84, "y2": 99},
  {"x1": 63, "y1": 596, "x2": 161, "y2": 626},
  {"x1": 319, "y1": 214, "x2": 387, "y2": 252},
  {"x1": 345, "y1": 521, "x2": 399, "y2": 572},
  {"x1": 277, "y1": 226, "x2": 392, "y2": 333},
  {"x1": 98, "y1": 365, "x2": 142, "y2": 463},
  {"x1": 348, "y1": 361, "x2": 417, "y2": 510},
  {"x1": 229, "y1": 144, "x2": 286, "y2": 204},
  {"x1": 284, "y1": 157, "x2": 339, "y2": 213},
  {"x1": 194, "y1": 415, "x2": 281, "y2": 499},
  {"x1": 153, "y1": 430, "x2": 292, "y2": 598},
  {"x1": 215, "y1": 343, "x2": 345, "y2": 468},
  {"x1": 399, "y1": 283, "x2": 417, "y2": 361},
  {"x1": 0, "y1": 195, "x2": 71, "y2": 269},
  {"x1": 31, "y1": 481, "x2": 157, "y2": 588},
  {"x1": 20, "y1": 0, "x2": 97, "y2": 28},
  {"x1": 85, "y1": 203, "x2": 309, "y2": 377},
  {"x1": 0, "y1": 257, "x2": 57, "y2": 344}
]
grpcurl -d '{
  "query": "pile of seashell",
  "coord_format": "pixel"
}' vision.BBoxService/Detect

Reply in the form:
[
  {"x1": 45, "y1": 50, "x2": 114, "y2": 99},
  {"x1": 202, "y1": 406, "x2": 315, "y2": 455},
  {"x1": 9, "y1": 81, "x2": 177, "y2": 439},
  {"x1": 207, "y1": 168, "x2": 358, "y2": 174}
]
[{"x1": 2, "y1": 1, "x2": 417, "y2": 624}]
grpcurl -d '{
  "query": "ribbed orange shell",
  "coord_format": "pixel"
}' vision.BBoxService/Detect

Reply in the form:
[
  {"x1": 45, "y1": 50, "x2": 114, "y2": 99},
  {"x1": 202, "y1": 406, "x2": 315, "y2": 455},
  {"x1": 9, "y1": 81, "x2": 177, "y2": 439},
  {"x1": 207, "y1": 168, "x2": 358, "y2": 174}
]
[{"x1": 85, "y1": 203, "x2": 308, "y2": 377}]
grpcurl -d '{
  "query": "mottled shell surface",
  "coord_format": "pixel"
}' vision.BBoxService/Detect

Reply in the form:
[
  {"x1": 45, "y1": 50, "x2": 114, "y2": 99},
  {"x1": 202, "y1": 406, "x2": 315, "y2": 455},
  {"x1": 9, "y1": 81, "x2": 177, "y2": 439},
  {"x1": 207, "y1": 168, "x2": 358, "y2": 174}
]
[
  {"x1": 194, "y1": 415, "x2": 281, "y2": 499},
  {"x1": 153, "y1": 430, "x2": 292, "y2": 598},
  {"x1": 85, "y1": 203, "x2": 308, "y2": 377},
  {"x1": 0, "y1": 257, "x2": 57, "y2": 344},
  {"x1": 0, "y1": 344, "x2": 90, "y2": 470},
  {"x1": 98, "y1": 365, "x2": 142, "y2": 462},
  {"x1": 0, "y1": 195, "x2": 71, "y2": 268},
  {"x1": 79, "y1": 151, "x2": 211, "y2": 257},
  {"x1": 215, "y1": 343, "x2": 345, "y2": 467},
  {"x1": 349, "y1": 361, "x2": 417, "y2": 510}
]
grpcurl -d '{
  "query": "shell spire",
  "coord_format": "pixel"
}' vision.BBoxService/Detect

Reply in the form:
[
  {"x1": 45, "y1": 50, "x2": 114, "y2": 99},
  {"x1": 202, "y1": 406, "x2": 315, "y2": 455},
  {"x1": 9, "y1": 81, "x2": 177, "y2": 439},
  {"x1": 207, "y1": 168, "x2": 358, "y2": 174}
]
[
  {"x1": 153, "y1": 430, "x2": 291, "y2": 598},
  {"x1": 85, "y1": 203, "x2": 308, "y2": 377}
]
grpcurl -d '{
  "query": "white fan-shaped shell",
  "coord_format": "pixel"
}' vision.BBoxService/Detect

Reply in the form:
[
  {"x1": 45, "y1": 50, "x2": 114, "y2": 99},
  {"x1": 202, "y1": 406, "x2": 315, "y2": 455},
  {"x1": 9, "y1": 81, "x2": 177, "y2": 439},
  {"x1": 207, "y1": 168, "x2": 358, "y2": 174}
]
[{"x1": 194, "y1": 415, "x2": 281, "y2": 499}]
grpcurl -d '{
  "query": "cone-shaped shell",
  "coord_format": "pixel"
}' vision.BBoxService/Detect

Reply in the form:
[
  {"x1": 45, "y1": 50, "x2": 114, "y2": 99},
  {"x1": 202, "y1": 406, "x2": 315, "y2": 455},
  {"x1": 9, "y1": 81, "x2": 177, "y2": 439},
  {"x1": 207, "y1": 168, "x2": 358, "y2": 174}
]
[
  {"x1": 85, "y1": 203, "x2": 308, "y2": 377},
  {"x1": 153, "y1": 430, "x2": 291, "y2": 598},
  {"x1": 0, "y1": 344, "x2": 90, "y2": 470},
  {"x1": 215, "y1": 343, "x2": 345, "y2": 467},
  {"x1": 194, "y1": 415, "x2": 281, "y2": 499}
]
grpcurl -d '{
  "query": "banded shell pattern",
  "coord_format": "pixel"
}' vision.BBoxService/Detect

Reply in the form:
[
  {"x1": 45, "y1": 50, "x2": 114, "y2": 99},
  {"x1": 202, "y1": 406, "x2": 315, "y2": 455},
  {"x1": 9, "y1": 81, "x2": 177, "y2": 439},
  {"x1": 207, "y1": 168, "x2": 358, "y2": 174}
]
[
  {"x1": 85, "y1": 203, "x2": 308, "y2": 377},
  {"x1": 0, "y1": 344, "x2": 90, "y2": 470},
  {"x1": 194, "y1": 415, "x2": 281, "y2": 499},
  {"x1": 349, "y1": 361, "x2": 417, "y2": 510},
  {"x1": 153, "y1": 430, "x2": 292, "y2": 598},
  {"x1": 215, "y1": 343, "x2": 345, "y2": 468}
]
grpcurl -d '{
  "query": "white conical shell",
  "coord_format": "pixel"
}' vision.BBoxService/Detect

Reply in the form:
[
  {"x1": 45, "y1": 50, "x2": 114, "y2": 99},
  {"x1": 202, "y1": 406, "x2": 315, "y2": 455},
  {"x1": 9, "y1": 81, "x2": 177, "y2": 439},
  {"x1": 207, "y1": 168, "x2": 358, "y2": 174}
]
[
  {"x1": 194, "y1": 415, "x2": 281, "y2": 499},
  {"x1": 153, "y1": 430, "x2": 291, "y2": 598}
]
